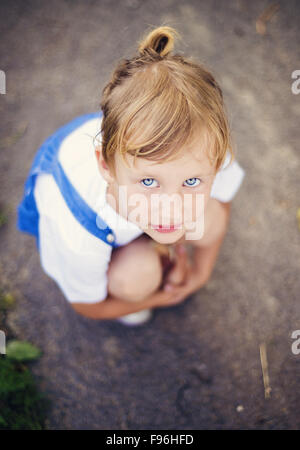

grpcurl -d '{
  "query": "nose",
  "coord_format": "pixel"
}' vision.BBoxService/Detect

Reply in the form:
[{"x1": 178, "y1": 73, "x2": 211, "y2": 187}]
[{"x1": 150, "y1": 191, "x2": 184, "y2": 226}]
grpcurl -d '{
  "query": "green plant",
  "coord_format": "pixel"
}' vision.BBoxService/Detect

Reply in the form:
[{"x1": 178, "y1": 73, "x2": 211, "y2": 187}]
[
  {"x1": 0, "y1": 340, "x2": 51, "y2": 429},
  {"x1": 5, "y1": 340, "x2": 42, "y2": 362}
]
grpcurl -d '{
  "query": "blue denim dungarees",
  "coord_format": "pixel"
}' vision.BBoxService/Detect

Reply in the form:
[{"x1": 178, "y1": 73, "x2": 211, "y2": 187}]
[{"x1": 16, "y1": 112, "x2": 121, "y2": 252}]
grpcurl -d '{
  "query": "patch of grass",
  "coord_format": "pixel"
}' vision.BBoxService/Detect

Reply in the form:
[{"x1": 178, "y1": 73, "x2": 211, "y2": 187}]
[
  {"x1": 0, "y1": 356, "x2": 51, "y2": 430},
  {"x1": 0, "y1": 286, "x2": 51, "y2": 429}
]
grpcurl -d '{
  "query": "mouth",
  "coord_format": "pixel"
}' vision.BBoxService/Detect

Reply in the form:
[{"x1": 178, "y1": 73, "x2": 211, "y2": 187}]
[{"x1": 151, "y1": 224, "x2": 182, "y2": 233}]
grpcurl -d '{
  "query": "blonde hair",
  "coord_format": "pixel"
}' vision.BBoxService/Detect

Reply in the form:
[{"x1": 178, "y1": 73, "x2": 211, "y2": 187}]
[{"x1": 97, "y1": 25, "x2": 234, "y2": 176}]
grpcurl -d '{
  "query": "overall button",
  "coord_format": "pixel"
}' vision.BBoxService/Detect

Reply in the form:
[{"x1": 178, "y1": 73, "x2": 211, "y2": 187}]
[{"x1": 106, "y1": 233, "x2": 115, "y2": 243}]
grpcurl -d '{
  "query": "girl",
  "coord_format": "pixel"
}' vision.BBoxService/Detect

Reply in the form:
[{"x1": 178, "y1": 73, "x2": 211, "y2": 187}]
[{"x1": 17, "y1": 26, "x2": 245, "y2": 326}]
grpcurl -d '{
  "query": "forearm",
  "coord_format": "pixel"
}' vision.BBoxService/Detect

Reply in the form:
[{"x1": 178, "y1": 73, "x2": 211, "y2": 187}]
[
  {"x1": 70, "y1": 292, "x2": 157, "y2": 320},
  {"x1": 192, "y1": 201, "x2": 231, "y2": 286},
  {"x1": 192, "y1": 229, "x2": 227, "y2": 285}
]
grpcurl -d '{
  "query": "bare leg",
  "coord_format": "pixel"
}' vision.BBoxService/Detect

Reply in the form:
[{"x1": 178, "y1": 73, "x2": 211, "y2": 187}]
[{"x1": 107, "y1": 234, "x2": 164, "y2": 303}]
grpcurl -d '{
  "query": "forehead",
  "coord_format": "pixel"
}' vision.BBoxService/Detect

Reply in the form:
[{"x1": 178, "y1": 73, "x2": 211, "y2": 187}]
[{"x1": 115, "y1": 131, "x2": 216, "y2": 177}]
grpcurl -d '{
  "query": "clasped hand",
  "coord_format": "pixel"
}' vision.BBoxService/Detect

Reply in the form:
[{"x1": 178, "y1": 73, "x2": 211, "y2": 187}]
[{"x1": 154, "y1": 243, "x2": 204, "y2": 307}]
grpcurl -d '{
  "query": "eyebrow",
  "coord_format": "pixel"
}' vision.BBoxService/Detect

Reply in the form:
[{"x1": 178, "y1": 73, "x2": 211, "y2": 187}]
[{"x1": 132, "y1": 171, "x2": 214, "y2": 180}]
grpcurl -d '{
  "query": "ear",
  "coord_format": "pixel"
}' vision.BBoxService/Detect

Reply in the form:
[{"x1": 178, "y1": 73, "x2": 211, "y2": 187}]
[{"x1": 95, "y1": 144, "x2": 115, "y2": 184}]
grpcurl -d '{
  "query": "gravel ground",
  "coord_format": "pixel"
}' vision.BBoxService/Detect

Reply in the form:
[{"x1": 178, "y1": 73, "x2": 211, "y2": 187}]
[{"x1": 0, "y1": 0, "x2": 299, "y2": 430}]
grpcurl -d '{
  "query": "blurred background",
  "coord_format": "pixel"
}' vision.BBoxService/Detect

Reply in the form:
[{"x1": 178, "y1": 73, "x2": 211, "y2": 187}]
[{"x1": 0, "y1": 0, "x2": 299, "y2": 430}]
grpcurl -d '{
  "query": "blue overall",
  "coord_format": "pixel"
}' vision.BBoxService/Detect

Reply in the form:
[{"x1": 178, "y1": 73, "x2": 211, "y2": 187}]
[{"x1": 16, "y1": 111, "x2": 121, "y2": 252}]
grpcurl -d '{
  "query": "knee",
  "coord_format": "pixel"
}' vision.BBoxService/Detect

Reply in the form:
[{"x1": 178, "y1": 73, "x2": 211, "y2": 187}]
[{"x1": 107, "y1": 237, "x2": 163, "y2": 302}]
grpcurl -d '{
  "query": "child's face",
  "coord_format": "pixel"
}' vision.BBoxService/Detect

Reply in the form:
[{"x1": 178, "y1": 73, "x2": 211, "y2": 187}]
[{"x1": 96, "y1": 136, "x2": 217, "y2": 244}]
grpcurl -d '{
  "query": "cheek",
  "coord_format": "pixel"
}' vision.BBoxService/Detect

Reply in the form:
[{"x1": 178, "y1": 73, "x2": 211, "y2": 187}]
[
  {"x1": 125, "y1": 188, "x2": 151, "y2": 225},
  {"x1": 182, "y1": 189, "x2": 209, "y2": 224}
]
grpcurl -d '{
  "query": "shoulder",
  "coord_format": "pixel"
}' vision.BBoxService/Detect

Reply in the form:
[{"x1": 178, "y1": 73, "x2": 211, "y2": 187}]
[{"x1": 210, "y1": 153, "x2": 245, "y2": 203}]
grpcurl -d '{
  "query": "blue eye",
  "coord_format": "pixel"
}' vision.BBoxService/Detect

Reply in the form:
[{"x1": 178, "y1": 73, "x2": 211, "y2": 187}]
[
  {"x1": 140, "y1": 177, "x2": 202, "y2": 188},
  {"x1": 183, "y1": 178, "x2": 202, "y2": 187},
  {"x1": 140, "y1": 178, "x2": 158, "y2": 188}
]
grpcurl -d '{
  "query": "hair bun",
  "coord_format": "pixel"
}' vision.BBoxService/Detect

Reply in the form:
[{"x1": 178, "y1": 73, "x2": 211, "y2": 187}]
[{"x1": 137, "y1": 26, "x2": 180, "y2": 58}]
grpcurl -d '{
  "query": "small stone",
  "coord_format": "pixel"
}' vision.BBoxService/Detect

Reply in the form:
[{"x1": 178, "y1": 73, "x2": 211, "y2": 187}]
[{"x1": 190, "y1": 363, "x2": 213, "y2": 384}]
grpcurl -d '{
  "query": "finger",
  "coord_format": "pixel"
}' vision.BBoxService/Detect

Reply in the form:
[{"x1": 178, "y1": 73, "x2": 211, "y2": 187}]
[
  {"x1": 167, "y1": 245, "x2": 188, "y2": 283},
  {"x1": 177, "y1": 243, "x2": 187, "y2": 254},
  {"x1": 163, "y1": 283, "x2": 173, "y2": 292},
  {"x1": 169, "y1": 243, "x2": 186, "y2": 261},
  {"x1": 163, "y1": 283, "x2": 181, "y2": 293},
  {"x1": 175, "y1": 244, "x2": 188, "y2": 266}
]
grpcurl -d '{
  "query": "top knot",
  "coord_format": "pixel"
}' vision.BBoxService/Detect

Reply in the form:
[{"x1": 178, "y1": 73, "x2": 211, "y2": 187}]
[{"x1": 137, "y1": 26, "x2": 180, "y2": 58}]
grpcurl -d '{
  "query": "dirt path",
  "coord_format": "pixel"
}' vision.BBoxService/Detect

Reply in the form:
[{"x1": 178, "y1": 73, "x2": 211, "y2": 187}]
[{"x1": 0, "y1": 0, "x2": 299, "y2": 429}]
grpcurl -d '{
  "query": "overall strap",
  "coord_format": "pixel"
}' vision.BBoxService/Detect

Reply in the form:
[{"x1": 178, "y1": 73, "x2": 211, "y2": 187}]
[
  {"x1": 22, "y1": 111, "x2": 120, "y2": 249},
  {"x1": 52, "y1": 158, "x2": 120, "y2": 248}
]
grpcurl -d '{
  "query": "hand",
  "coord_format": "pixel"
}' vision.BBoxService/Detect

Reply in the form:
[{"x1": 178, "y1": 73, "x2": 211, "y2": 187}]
[
  {"x1": 149, "y1": 244, "x2": 200, "y2": 309},
  {"x1": 164, "y1": 243, "x2": 189, "y2": 286},
  {"x1": 146, "y1": 244, "x2": 206, "y2": 309},
  {"x1": 147, "y1": 284, "x2": 192, "y2": 309},
  {"x1": 162, "y1": 245, "x2": 208, "y2": 304},
  {"x1": 162, "y1": 263, "x2": 206, "y2": 305}
]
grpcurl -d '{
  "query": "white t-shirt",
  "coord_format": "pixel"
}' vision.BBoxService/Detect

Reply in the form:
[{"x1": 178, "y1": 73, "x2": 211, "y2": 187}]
[{"x1": 34, "y1": 115, "x2": 245, "y2": 304}]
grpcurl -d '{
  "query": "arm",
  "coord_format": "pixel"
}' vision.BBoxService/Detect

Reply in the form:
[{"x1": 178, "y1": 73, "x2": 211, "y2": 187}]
[
  {"x1": 70, "y1": 284, "x2": 190, "y2": 319},
  {"x1": 191, "y1": 200, "x2": 231, "y2": 287},
  {"x1": 70, "y1": 293, "x2": 158, "y2": 320},
  {"x1": 160, "y1": 201, "x2": 232, "y2": 302}
]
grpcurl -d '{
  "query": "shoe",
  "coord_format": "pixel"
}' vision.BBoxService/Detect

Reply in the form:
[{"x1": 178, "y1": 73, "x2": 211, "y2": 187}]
[{"x1": 116, "y1": 308, "x2": 153, "y2": 326}]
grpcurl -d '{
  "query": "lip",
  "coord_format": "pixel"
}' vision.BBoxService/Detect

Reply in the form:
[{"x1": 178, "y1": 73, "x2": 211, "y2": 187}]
[{"x1": 151, "y1": 224, "x2": 182, "y2": 233}]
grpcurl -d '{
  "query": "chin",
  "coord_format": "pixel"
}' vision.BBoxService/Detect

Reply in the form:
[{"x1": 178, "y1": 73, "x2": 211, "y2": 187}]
[{"x1": 144, "y1": 227, "x2": 185, "y2": 244}]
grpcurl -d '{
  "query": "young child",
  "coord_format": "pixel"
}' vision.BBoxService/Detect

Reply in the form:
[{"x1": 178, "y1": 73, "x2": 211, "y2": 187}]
[{"x1": 16, "y1": 26, "x2": 245, "y2": 326}]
